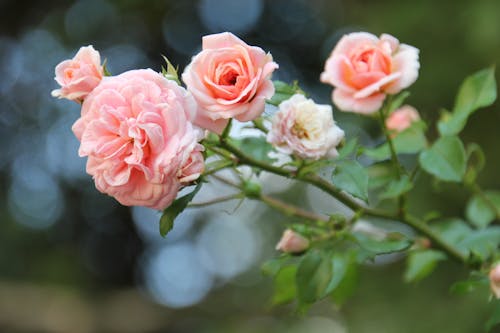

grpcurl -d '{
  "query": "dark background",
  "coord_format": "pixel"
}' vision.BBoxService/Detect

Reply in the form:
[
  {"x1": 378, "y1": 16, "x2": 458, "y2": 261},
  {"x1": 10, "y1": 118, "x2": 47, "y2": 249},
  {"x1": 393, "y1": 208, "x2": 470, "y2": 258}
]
[{"x1": 0, "y1": 0, "x2": 499, "y2": 332}]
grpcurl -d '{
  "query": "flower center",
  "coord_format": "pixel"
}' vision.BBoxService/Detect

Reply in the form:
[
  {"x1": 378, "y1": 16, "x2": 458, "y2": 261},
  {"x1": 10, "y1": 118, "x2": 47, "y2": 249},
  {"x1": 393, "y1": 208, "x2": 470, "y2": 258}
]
[{"x1": 220, "y1": 70, "x2": 238, "y2": 86}]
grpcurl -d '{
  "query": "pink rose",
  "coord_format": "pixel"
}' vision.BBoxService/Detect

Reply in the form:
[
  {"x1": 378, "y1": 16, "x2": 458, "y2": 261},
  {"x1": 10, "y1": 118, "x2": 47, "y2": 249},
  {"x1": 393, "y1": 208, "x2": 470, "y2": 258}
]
[
  {"x1": 490, "y1": 264, "x2": 500, "y2": 299},
  {"x1": 72, "y1": 69, "x2": 204, "y2": 210},
  {"x1": 51, "y1": 45, "x2": 104, "y2": 102},
  {"x1": 182, "y1": 32, "x2": 278, "y2": 134},
  {"x1": 275, "y1": 229, "x2": 310, "y2": 253},
  {"x1": 320, "y1": 32, "x2": 419, "y2": 114},
  {"x1": 386, "y1": 105, "x2": 420, "y2": 133},
  {"x1": 267, "y1": 94, "x2": 345, "y2": 160}
]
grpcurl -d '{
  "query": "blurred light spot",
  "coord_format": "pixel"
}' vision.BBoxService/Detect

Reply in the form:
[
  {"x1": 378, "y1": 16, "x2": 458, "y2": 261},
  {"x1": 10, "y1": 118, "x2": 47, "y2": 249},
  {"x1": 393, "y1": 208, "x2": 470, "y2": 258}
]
[
  {"x1": 261, "y1": 0, "x2": 323, "y2": 43},
  {"x1": 0, "y1": 38, "x2": 24, "y2": 94},
  {"x1": 45, "y1": 112, "x2": 86, "y2": 181},
  {"x1": 132, "y1": 206, "x2": 195, "y2": 244},
  {"x1": 196, "y1": 216, "x2": 259, "y2": 279},
  {"x1": 198, "y1": 0, "x2": 263, "y2": 34},
  {"x1": 142, "y1": 243, "x2": 213, "y2": 308},
  {"x1": 102, "y1": 44, "x2": 150, "y2": 75},
  {"x1": 19, "y1": 29, "x2": 65, "y2": 86},
  {"x1": 8, "y1": 155, "x2": 63, "y2": 229},
  {"x1": 162, "y1": 7, "x2": 206, "y2": 55},
  {"x1": 65, "y1": 0, "x2": 118, "y2": 42}
]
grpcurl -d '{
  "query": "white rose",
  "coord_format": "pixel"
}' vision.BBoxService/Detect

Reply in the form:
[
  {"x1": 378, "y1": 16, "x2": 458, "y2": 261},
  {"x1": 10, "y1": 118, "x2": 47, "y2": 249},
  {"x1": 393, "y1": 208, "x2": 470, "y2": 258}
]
[{"x1": 267, "y1": 94, "x2": 345, "y2": 160}]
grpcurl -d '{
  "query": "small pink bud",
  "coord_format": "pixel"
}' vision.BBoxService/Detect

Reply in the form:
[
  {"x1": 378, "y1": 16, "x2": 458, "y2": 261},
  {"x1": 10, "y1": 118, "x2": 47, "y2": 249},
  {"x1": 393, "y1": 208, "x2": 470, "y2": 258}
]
[
  {"x1": 489, "y1": 265, "x2": 500, "y2": 299},
  {"x1": 385, "y1": 105, "x2": 420, "y2": 133},
  {"x1": 275, "y1": 229, "x2": 310, "y2": 253}
]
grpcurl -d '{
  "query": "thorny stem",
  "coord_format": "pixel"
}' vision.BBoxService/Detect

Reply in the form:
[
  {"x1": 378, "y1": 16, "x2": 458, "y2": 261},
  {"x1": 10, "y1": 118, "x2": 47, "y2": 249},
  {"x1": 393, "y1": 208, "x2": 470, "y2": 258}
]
[{"x1": 216, "y1": 137, "x2": 469, "y2": 265}]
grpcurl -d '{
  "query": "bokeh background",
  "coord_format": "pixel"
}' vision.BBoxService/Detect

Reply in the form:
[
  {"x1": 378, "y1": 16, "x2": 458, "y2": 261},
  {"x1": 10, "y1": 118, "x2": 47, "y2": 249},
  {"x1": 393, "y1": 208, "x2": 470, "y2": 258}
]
[{"x1": 1, "y1": 0, "x2": 500, "y2": 332}]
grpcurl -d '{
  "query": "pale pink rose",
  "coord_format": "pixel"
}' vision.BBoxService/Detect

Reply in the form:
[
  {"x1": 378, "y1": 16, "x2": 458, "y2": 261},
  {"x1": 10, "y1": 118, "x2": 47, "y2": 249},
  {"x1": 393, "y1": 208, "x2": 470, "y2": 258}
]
[
  {"x1": 267, "y1": 94, "x2": 345, "y2": 160},
  {"x1": 385, "y1": 105, "x2": 420, "y2": 133},
  {"x1": 490, "y1": 264, "x2": 500, "y2": 299},
  {"x1": 51, "y1": 45, "x2": 104, "y2": 101},
  {"x1": 182, "y1": 32, "x2": 279, "y2": 134},
  {"x1": 320, "y1": 32, "x2": 419, "y2": 114},
  {"x1": 276, "y1": 229, "x2": 310, "y2": 253},
  {"x1": 72, "y1": 69, "x2": 204, "y2": 210}
]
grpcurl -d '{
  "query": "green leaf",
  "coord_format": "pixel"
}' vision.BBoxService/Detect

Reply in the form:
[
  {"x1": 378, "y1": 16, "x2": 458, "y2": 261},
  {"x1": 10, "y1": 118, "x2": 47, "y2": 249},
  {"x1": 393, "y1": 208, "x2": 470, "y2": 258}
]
[
  {"x1": 230, "y1": 136, "x2": 277, "y2": 164},
  {"x1": 353, "y1": 232, "x2": 412, "y2": 256},
  {"x1": 387, "y1": 91, "x2": 411, "y2": 113},
  {"x1": 486, "y1": 300, "x2": 500, "y2": 332},
  {"x1": 332, "y1": 160, "x2": 369, "y2": 201},
  {"x1": 296, "y1": 250, "x2": 332, "y2": 303},
  {"x1": 430, "y1": 218, "x2": 471, "y2": 246},
  {"x1": 159, "y1": 183, "x2": 202, "y2": 237},
  {"x1": 450, "y1": 274, "x2": 488, "y2": 295},
  {"x1": 102, "y1": 59, "x2": 112, "y2": 76},
  {"x1": 379, "y1": 175, "x2": 413, "y2": 200},
  {"x1": 464, "y1": 143, "x2": 486, "y2": 185},
  {"x1": 267, "y1": 80, "x2": 305, "y2": 106},
  {"x1": 438, "y1": 67, "x2": 497, "y2": 136},
  {"x1": 161, "y1": 55, "x2": 180, "y2": 84},
  {"x1": 324, "y1": 253, "x2": 348, "y2": 295},
  {"x1": 330, "y1": 253, "x2": 358, "y2": 305},
  {"x1": 337, "y1": 138, "x2": 358, "y2": 160},
  {"x1": 457, "y1": 226, "x2": 500, "y2": 261},
  {"x1": 364, "y1": 122, "x2": 427, "y2": 161},
  {"x1": 419, "y1": 135, "x2": 466, "y2": 182},
  {"x1": 466, "y1": 191, "x2": 500, "y2": 228},
  {"x1": 261, "y1": 256, "x2": 289, "y2": 277},
  {"x1": 297, "y1": 159, "x2": 335, "y2": 177},
  {"x1": 404, "y1": 250, "x2": 447, "y2": 283},
  {"x1": 272, "y1": 265, "x2": 297, "y2": 305},
  {"x1": 367, "y1": 162, "x2": 397, "y2": 190}
]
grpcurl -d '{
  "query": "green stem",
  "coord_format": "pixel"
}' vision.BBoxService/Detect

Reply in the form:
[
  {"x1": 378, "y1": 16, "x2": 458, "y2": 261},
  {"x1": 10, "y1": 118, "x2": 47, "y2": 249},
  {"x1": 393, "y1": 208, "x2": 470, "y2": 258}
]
[
  {"x1": 404, "y1": 214, "x2": 467, "y2": 264},
  {"x1": 188, "y1": 193, "x2": 243, "y2": 208},
  {"x1": 258, "y1": 194, "x2": 329, "y2": 223},
  {"x1": 218, "y1": 137, "x2": 469, "y2": 265},
  {"x1": 220, "y1": 137, "x2": 290, "y2": 177},
  {"x1": 378, "y1": 105, "x2": 403, "y2": 177},
  {"x1": 202, "y1": 160, "x2": 234, "y2": 176},
  {"x1": 252, "y1": 118, "x2": 268, "y2": 134},
  {"x1": 378, "y1": 104, "x2": 407, "y2": 216}
]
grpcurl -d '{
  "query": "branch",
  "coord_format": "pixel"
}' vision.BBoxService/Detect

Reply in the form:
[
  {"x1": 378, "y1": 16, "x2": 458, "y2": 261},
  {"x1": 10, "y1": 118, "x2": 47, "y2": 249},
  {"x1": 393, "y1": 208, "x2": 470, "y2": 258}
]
[
  {"x1": 218, "y1": 137, "x2": 469, "y2": 265},
  {"x1": 188, "y1": 193, "x2": 243, "y2": 208},
  {"x1": 258, "y1": 193, "x2": 329, "y2": 223}
]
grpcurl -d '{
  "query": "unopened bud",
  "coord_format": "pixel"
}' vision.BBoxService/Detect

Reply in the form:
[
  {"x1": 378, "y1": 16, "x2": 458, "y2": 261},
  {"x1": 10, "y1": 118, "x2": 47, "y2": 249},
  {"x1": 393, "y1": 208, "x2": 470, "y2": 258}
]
[
  {"x1": 489, "y1": 264, "x2": 500, "y2": 298},
  {"x1": 275, "y1": 229, "x2": 310, "y2": 253}
]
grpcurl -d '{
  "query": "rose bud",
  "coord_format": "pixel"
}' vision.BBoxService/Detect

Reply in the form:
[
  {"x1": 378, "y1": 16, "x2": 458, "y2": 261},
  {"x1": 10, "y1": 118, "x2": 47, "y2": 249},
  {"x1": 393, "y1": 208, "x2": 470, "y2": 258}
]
[
  {"x1": 489, "y1": 264, "x2": 500, "y2": 299},
  {"x1": 275, "y1": 229, "x2": 310, "y2": 253}
]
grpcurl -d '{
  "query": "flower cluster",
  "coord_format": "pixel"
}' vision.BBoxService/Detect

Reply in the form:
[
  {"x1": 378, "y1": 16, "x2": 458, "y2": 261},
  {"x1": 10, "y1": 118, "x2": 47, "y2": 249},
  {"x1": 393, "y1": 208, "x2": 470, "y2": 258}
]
[
  {"x1": 52, "y1": 33, "x2": 281, "y2": 210},
  {"x1": 52, "y1": 29, "x2": 500, "y2": 313},
  {"x1": 54, "y1": 32, "x2": 375, "y2": 210}
]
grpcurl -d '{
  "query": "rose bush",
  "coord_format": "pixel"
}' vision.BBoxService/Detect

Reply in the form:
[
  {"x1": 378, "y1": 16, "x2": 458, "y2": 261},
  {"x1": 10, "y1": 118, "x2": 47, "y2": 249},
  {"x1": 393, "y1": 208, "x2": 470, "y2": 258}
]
[
  {"x1": 51, "y1": 31, "x2": 500, "y2": 329},
  {"x1": 182, "y1": 32, "x2": 278, "y2": 133},
  {"x1": 72, "y1": 69, "x2": 204, "y2": 210},
  {"x1": 320, "y1": 32, "x2": 419, "y2": 114},
  {"x1": 51, "y1": 45, "x2": 104, "y2": 102}
]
